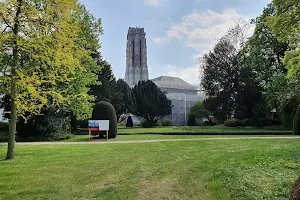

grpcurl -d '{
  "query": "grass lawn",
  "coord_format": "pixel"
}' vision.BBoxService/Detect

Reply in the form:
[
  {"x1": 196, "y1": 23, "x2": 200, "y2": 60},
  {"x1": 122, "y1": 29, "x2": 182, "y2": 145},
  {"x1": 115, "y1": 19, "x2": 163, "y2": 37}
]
[
  {"x1": 1, "y1": 138, "x2": 300, "y2": 199},
  {"x1": 117, "y1": 126, "x2": 291, "y2": 135},
  {"x1": 61, "y1": 134, "x2": 291, "y2": 142}
]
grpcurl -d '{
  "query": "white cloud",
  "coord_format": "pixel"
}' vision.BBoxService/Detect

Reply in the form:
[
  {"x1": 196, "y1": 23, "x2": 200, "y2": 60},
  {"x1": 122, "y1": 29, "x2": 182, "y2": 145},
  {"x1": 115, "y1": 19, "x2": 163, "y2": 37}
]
[
  {"x1": 165, "y1": 9, "x2": 252, "y2": 55},
  {"x1": 144, "y1": 0, "x2": 167, "y2": 7},
  {"x1": 167, "y1": 65, "x2": 200, "y2": 85},
  {"x1": 152, "y1": 36, "x2": 170, "y2": 44}
]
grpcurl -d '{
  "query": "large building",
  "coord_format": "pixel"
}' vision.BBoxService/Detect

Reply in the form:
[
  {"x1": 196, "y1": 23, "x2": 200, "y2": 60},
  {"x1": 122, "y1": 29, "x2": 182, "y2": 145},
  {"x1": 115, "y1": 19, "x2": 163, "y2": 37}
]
[{"x1": 124, "y1": 27, "x2": 203, "y2": 125}]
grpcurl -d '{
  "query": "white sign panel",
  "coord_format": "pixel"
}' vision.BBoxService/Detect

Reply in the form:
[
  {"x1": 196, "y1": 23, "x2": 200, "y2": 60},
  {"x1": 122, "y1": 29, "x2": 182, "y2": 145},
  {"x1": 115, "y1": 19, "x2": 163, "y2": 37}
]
[{"x1": 98, "y1": 120, "x2": 109, "y2": 130}]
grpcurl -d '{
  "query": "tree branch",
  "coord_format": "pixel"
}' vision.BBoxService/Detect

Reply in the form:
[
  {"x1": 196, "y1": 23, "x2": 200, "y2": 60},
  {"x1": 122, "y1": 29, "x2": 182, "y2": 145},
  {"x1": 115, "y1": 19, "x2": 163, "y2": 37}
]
[{"x1": 0, "y1": 12, "x2": 12, "y2": 29}]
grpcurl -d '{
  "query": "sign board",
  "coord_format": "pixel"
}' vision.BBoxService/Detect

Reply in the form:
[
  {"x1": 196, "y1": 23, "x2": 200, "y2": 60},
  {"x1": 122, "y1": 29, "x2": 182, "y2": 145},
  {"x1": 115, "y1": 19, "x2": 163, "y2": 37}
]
[{"x1": 88, "y1": 120, "x2": 109, "y2": 131}]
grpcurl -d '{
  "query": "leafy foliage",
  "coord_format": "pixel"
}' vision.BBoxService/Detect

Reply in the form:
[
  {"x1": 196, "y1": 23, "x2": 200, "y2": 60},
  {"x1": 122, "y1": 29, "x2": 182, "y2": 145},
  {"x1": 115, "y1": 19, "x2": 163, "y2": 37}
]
[
  {"x1": 89, "y1": 54, "x2": 116, "y2": 103},
  {"x1": 126, "y1": 116, "x2": 133, "y2": 127},
  {"x1": 224, "y1": 119, "x2": 243, "y2": 127},
  {"x1": 187, "y1": 114, "x2": 196, "y2": 126},
  {"x1": 0, "y1": 0, "x2": 102, "y2": 159},
  {"x1": 132, "y1": 80, "x2": 172, "y2": 125},
  {"x1": 189, "y1": 101, "x2": 210, "y2": 119},
  {"x1": 293, "y1": 105, "x2": 300, "y2": 135},
  {"x1": 244, "y1": 3, "x2": 288, "y2": 88},
  {"x1": 111, "y1": 79, "x2": 136, "y2": 123},
  {"x1": 162, "y1": 120, "x2": 173, "y2": 127},
  {"x1": 267, "y1": 0, "x2": 300, "y2": 78},
  {"x1": 16, "y1": 106, "x2": 70, "y2": 140},
  {"x1": 92, "y1": 101, "x2": 117, "y2": 138}
]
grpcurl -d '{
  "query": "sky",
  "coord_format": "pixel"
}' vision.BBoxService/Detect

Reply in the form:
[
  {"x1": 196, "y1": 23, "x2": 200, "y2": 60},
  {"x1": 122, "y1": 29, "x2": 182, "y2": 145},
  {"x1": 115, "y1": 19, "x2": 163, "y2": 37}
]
[{"x1": 81, "y1": 0, "x2": 272, "y2": 85}]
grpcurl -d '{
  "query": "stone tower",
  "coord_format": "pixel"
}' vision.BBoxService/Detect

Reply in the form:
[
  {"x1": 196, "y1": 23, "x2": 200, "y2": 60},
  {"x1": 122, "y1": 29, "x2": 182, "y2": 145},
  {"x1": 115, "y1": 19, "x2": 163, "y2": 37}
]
[{"x1": 125, "y1": 27, "x2": 149, "y2": 87}]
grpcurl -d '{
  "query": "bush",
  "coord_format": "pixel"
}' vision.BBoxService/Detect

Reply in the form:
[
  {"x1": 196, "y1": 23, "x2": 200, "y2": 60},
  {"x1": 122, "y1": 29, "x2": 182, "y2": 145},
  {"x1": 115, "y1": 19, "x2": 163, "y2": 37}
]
[
  {"x1": 162, "y1": 120, "x2": 172, "y2": 126},
  {"x1": 293, "y1": 105, "x2": 300, "y2": 135},
  {"x1": 224, "y1": 119, "x2": 243, "y2": 127},
  {"x1": 126, "y1": 116, "x2": 133, "y2": 127},
  {"x1": 16, "y1": 106, "x2": 70, "y2": 140},
  {"x1": 92, "y1": 101, "x2": 117, "y2": 138},
  {"x1": 140, "y1": 120, "x2": 160, "y2": 128},
  {"x1": 187, "y1": 114, "x2": 196, "y2": 126},
  {"x1": 0, "y1": 122, "x2": 9, "y2": 131}
]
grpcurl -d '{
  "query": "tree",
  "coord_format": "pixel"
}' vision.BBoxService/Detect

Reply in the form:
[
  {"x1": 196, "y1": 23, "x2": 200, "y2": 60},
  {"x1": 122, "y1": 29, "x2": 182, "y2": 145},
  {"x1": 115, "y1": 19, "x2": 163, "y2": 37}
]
[
  {"x1": 132, "y1": 80, "x2": 172, "y2": 126},
  {"x1": 89, "y1": 53, "x2": 116, "y2": 103},
  {"x1": 200, "y1": 38, "x2": 239, "y2": 122},
  {"x1": 293, "y1": 105, "x2": 300, "y2": 135},
  {"x1": 234, "y1": 67, "x2": 266, "y2": 119},
  {"x1": 111, "y1": 79, "x2": 136, "y2": 123},
  {"x1": 0, "y1": 0, "x2": 101, "y2": 159},
  {"x1": 267, "y1": 0, "x2": 300, "y2": 78},
  {"x1": 244, "y1": 3, "x2": 288, "y2": 88},
  {"x1": 189, "y1": 101, "x2": 210, "y2": 121}
]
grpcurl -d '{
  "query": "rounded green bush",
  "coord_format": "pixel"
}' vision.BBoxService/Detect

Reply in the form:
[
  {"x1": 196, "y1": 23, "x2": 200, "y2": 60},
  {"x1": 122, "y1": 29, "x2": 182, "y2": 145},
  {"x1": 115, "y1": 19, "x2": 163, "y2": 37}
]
[
  {"x1": 92, "y1": 101, "x2": 117, "y2": 138},
  {"x1": 126, "y1": 116, "x2": 133, "y2": 127},
  {"x1": 187, "y1": 114, "x2": 196, "y2": 126},
  {"x1": 293, "y1": 105, "x2": 300, "y2": 135}
]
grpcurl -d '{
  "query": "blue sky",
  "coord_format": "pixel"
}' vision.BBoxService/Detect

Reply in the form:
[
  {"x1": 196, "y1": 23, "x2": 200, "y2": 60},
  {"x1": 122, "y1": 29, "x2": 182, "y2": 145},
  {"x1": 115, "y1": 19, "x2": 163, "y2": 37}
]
[{"x1": 82, "y1": 0, "x2": 272, "y2": 85}]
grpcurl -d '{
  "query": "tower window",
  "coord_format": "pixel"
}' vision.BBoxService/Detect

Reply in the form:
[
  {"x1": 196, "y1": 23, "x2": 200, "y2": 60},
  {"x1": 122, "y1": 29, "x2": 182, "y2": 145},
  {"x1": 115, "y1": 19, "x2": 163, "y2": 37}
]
[
  {"x1": 140, "y1": 40, "x2": 142, "y2": 65},
  {"x1": 132, "y1": 40, "x2": 134, "y2": 65}
]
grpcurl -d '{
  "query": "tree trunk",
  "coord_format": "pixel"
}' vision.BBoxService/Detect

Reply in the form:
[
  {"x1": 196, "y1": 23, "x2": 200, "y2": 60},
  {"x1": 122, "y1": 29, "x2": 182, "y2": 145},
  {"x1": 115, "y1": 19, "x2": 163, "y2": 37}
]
[{"x1": 6, "y1": 0, "x2": 22, "y2": 160}]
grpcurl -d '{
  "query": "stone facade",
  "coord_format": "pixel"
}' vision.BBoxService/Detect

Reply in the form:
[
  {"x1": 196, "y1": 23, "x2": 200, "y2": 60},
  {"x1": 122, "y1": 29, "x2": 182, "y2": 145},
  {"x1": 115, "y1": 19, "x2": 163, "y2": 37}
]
[{"x1": 125, "y1": 27, "x2": 149, "y2": 87}]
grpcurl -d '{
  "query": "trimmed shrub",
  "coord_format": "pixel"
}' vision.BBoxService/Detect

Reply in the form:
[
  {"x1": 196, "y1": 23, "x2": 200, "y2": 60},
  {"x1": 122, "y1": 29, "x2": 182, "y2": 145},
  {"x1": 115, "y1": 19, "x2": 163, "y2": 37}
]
[
  {"x1": 293, "y1": 105, "x2": 300, "y2": 135},
  {"x1": 224, "y1": 119, "x2": 243, "y2": 127},
  {"x1": 92, "y1": 101, "x2": 117, "y2": 138},
  {"x1": 162, "y1": 120, "x2": 172, "y2": 126},
  {"x1": 0, "y1": 122, "x2": 9, "y2": 131},
  {"x1": 187, "y1": 114, "x2": 196, "y2": 126},
  {"x1": 126, "y1": 116, "x2": 133, "y2": 127},
  {"x1": 140, "y1": 120, "x2": 160, "y2": 128}
]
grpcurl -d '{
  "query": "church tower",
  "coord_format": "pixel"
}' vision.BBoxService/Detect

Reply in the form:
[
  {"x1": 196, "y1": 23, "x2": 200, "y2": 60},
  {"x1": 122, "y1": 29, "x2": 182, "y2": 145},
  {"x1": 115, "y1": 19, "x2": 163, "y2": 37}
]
[{"x1": 125, "y1": 27, "x2": 149, "y2": 87}]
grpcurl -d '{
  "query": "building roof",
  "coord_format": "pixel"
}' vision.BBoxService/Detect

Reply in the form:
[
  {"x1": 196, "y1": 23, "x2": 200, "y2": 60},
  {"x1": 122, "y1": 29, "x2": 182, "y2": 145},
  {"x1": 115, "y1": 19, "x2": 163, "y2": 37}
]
[{"x1": 151, "y1": 76, "x2": 198, "y2": 91}]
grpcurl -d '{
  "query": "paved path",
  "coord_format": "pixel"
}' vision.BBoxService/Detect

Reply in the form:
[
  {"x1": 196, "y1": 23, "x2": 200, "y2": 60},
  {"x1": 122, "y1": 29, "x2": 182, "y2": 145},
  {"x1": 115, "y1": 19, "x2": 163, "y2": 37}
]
[{"x1": 0, "y1": 136, "x2": 300, "y2": 146}]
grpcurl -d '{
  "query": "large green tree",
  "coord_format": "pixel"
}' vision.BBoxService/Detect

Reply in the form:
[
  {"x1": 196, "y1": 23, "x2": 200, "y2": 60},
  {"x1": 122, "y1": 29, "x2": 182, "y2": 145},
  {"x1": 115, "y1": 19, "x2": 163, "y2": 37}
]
[
  {"x1": 0, "y1": 0, "x2": 101, "y2": 159},
  {"x1": 268, "y1": 0, "x2": 300, "y2": 78},
  {"x1": 111, "y1": 79, "x2": 136, "y2": 123},
  {"x1": 201, "y1": 38, "x2": 239, "y2": 122},
  {"x1": 132, "y1": 80, "x2": 172, "y2": 126},
  {"x1": 89, "y1": 53, "x2": 116, "y2": 103},
  {"x1": 244, "y1": 3, "x2": 288, "y2": 88}
]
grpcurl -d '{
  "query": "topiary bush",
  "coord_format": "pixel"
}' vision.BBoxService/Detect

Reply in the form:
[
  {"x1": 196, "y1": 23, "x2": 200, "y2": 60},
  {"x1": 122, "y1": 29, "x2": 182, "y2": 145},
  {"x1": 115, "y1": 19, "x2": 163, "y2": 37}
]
[
  {"x1": 92, "y1": 101, "x2": 117, "y2": 138},
  {"x1": 224, "y1": 118, "x2": 243, "y2": 127},
  {"x1": 187, "y1": 114, "x2": 196, "y2": 126},
  {"x1": 126, "y1": 116, "x2": 133, "y2": 127},
  {"x1": 293, "y1": 105, "x2": 300, "y2": 135},
  {"x1": 140, "y1": 120, "x2": 160, "y2": 128},
  {"x1": 162, "y1": 120, "x2": 172, "y2": 126}
]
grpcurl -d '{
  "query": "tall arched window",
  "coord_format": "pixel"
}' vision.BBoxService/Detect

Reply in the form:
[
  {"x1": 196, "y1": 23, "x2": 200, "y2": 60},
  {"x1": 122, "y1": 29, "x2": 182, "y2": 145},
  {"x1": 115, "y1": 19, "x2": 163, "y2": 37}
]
[
  {"x1": 139, "y1": 40, "x2": 142, "y2": 65},
  {"x1": 132, "y1": 40, "x2": 134, "y2": 65}
]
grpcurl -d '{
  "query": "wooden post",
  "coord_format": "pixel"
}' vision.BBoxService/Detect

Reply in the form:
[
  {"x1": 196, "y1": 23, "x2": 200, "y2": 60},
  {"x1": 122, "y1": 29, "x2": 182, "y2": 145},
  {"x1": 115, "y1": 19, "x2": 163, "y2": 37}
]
[
  {"x1": 89, "y1": 130, "x2": 91, "y2": 141},
  {"x1": 106, "y1": 130, "x2": 108, "y2": 140}
]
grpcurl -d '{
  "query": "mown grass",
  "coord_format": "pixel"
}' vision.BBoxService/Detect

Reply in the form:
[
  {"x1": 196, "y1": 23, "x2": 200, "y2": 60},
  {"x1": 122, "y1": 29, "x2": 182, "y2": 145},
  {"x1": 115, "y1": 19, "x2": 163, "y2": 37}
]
[
  {"x1": 1, "y1": 138, "x2": 299, "y2": 200},
  {"x1": 61, "y1": 134, "x2": 290, "y2": 142},
  {"x1": 117, "y1": 126, "x2": 291, "y2": 135}
]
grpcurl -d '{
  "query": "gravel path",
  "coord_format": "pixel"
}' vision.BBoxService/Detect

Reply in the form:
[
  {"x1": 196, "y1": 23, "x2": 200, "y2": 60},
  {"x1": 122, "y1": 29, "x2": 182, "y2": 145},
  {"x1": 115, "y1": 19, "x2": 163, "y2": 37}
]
[{"x1": 0, "y1": 136, "x2": 300, "y2": 146}]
